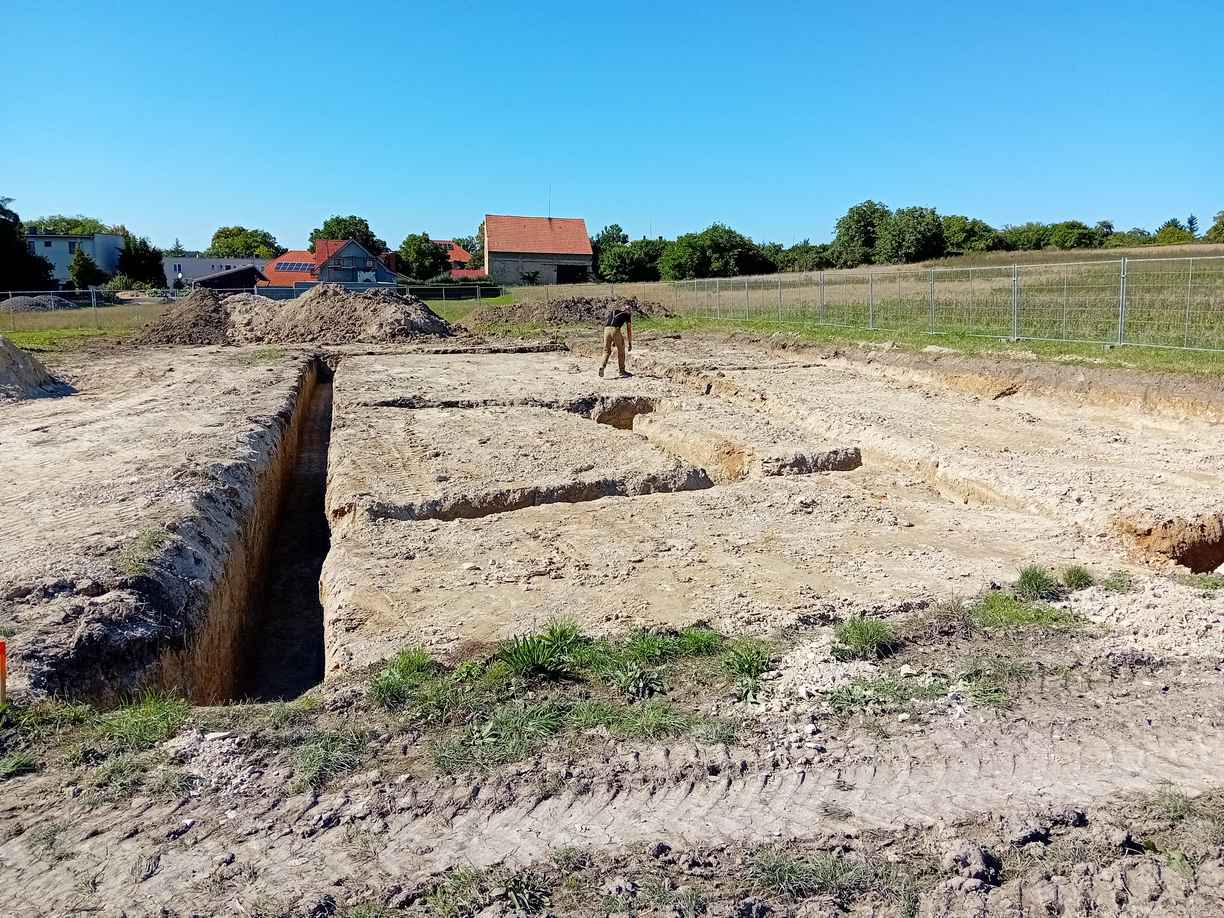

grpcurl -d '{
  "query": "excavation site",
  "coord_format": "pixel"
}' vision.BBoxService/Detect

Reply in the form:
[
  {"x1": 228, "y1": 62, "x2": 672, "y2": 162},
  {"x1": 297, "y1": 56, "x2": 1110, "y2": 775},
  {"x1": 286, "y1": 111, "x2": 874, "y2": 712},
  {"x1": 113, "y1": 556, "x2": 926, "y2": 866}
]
[{"x1": 2, "y1": 323, "x2": 1224, "y2": 917}]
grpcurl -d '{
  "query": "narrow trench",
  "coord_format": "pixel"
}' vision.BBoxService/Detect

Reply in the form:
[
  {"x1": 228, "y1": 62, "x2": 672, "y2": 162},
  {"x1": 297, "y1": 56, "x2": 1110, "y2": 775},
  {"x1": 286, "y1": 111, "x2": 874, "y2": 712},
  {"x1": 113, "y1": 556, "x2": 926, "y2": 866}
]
[{"x1": 237, "y1": 366, "x2": 334, "y2": 701}]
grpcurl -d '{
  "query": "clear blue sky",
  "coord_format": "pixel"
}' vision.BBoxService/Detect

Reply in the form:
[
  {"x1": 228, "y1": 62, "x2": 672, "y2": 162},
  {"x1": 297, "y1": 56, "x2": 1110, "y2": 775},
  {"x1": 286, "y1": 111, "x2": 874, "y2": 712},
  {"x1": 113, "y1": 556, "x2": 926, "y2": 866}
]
[{"x1": 5, "y1": 1, "x2": 1221, "y2": 251}]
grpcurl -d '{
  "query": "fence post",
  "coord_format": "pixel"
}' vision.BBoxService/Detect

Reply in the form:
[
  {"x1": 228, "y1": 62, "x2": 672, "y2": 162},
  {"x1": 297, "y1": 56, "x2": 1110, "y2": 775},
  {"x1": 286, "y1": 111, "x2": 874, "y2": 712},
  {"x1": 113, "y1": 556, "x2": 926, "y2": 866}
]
[
  {"x1": 777, "y1": 275, "x2": 783, "y2": 323},
  {"x1": 715, "y1": 277, "x2": 720, "y2": 319},
  {"x1": 927, "y1": 270, "x2": 935, "y2": 334},
  {"x1": 1011, "y1": 265, "x2": 1019, "y2": 340},
  {"x1": 819, "y1": 272, "x2": 826, "y2": 321},
  {"x1": 1062, "y1": 266, "x2": 1069, "y2": 340},
  {"x1": 90, "y1": 288, "x2": 98, "y2": 329},
  {"x1": 476, "y1": 285, "x2": 481, "y2": 305},
  {"x1": 744, "y1": 277, "x2": 750, "y2": 321},
  {"x1": 1184, "y1": 258, "x2": 1194, "y2": 348},
  {"x1": 1117, "y1": 257, "x2": 1128, "y2": 345},
  {"x1": 868, "y1": 274, "x2": 875, "y2": 330}
]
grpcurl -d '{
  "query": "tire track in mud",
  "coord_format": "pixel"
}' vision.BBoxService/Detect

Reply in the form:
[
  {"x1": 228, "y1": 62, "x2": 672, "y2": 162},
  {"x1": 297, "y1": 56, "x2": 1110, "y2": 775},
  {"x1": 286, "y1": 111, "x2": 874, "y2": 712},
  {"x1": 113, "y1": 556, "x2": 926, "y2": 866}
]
[{"x1": 394, "y1": 715, "x2": 1224, "y2": 872}]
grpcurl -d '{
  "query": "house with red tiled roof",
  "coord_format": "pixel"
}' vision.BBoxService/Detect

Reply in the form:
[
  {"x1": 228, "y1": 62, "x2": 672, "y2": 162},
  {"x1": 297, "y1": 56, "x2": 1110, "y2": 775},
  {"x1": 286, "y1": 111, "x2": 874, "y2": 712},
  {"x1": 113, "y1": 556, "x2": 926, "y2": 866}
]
[
  {"x1": 262, "y1": 239, "x2": 397, "y2": 287},
  {"x1": 483, "y1": 214, "x2": 593, "y2": 285},
  {"x1": 432, "y1": 239, "x2": 472, "y2": 269}
]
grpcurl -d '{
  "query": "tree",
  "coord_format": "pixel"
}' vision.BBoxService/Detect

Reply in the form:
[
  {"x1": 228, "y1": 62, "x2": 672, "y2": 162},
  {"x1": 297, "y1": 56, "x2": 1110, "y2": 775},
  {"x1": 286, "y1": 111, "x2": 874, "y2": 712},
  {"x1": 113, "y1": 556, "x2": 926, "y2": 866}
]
[
  {"x1": 942, "y1": 215, "x2": 1007, "y2": 253},
  {"x1": 1187, "y1": 215, "x2": 1199, "y2": 236},
  {"x1": 1103, "y1": 227, "x2": 1154, "y2": 248},
  {"x1": 308, "y1": 215, "x2": 386, "y2": 255},
  {"x1": 599, "y1": 238, "x2": 668, "y2": 282},
  {"x1": 0, "y1": 196, "x2": 55, "y2": 289},
  {"x1": 452, "y1": 234, "x2": 478, "y2": 261},
  {"x1": 397, "y1": 233, "x2": 451, "y2": 280},
  {"x1": 24, "y1": 214, "x2": 118, "y2": 236},
  {"x1": 1000, "y1": 222, "x2": 1052, "y2": 251},
  {"x1": 69, "y1": 248, "x2": 108, "y2": 288},
  {"x1": 207, "y1": 226, "x2": 284, "y2": 259},
  {"x1": 873, "y1": 207, "x2": 946, "y2": 264},
  {"x1": 166, "y1": 238, "x2": 187, "y2": 256},
  {"x1": 117, "y1": 235, "x2": 165, "y2": 285},
  {"x1": 828, "y1": 201, "x2": 891, "y2": 268},
  {"x1": 465, "y1": 222, "x2": 485, "y2": 270},
  {"x1": 1153, "y1": 220, "x2": 1195, "y2": 245},
  {"x1": 590, "y1": 224, "x2": 629, "y2": 278},
  {"x1": 776, "y1": 240, "x2": 832, "y2": 272},
  {"x1": 658, "y1": 224, "x2": 775, "y2": 280},
  {"x1": 1204, "y1": 211, "x2": 1224, "y2": 244},
  {"x1": 1093, "y1": 221, "x2": 1115, "y2": 246},
  {"x1": 1047, "y1": 220, "x2": 1097, "y2": 250}
]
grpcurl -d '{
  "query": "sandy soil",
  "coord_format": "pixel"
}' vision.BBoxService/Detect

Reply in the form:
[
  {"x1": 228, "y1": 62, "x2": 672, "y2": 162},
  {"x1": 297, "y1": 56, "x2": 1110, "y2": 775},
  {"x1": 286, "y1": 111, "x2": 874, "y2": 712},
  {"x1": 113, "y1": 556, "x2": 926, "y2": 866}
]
[{"x1": 3, "y1": 334, "x2": 1224, "y2": 916}]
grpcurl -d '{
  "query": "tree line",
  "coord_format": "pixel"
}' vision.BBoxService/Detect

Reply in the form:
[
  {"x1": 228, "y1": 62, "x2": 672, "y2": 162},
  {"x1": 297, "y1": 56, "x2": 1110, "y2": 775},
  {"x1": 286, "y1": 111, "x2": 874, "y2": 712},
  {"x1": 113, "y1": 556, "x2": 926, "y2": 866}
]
[{"x1": 588, "y1": 205, "x2": 1224, "y2": 282}]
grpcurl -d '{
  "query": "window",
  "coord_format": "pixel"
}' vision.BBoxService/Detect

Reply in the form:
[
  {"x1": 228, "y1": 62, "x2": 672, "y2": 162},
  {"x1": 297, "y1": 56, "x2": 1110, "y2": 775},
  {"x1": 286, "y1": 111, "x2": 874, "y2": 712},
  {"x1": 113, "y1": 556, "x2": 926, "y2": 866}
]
[
  {"x1": 68, "y1": 241, "x2": 78, "y2": 254},
  {"x1": 44, "y1": 240, "x2": 52, "y2": 247}
]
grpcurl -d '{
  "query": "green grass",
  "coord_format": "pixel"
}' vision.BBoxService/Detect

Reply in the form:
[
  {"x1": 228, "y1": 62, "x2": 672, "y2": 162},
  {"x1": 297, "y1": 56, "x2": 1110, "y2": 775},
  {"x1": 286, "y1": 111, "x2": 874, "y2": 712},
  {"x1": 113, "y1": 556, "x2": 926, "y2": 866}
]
[
  {"x1": 296, "y1": 729, "x2": 364, "y2": 789},
  {"x1": 1175, "y1": 572, "x2": 1224, "y2": 592},
  {"x1": 421, "y1": 867, "x2": 490, "y2": 918},
  {"x1": 369, "y1": 646, "x2": 438, "y2": 710},
  {"x1": 1060, "y1": 565, "x2": 1095, "y2": 591},
  {"x1": 1100, "y1": 570, "x2": 1135, "y2": 593},
  {"x1": 0, "y1": 752, "x2": 37, "y2": 781},
  {"x1": 233, "y1": 346, "x2": 287, "y2": 365},
  {"x1": 3, "y1": 327, "x2": 118, "y2": 352},
  {"x1": 497, "y1": 634, "x2": 572, "y2": 678},
  {"x1": 957, "y1": 657, "x2": 1033, "y2": 708},
  {"x1": 99, "y1": 691, "x2": 188, "y2": 752},
  {"x1": 115, "y1": 527, "x2": 172, "y2": 576},
  {"x1": 746, "y1": 847, "x2": 877, "y2": 901},
  {"x1": 1013, "y1": 565, "x2": 1061, "y2": 601},
  {"x1": 833, "y1": 616, "x2": 900, "y2": 659},
  {"x1": 970, "y1": 592, "x2": 1077, "y2": 630}
]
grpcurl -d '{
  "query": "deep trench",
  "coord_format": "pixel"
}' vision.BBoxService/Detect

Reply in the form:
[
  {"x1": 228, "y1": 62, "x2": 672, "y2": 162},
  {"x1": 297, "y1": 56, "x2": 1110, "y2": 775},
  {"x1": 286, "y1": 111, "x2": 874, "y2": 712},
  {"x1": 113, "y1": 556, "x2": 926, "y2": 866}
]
[{"x1": 236, "y1": 367, "x2": 333, "y2": 701}]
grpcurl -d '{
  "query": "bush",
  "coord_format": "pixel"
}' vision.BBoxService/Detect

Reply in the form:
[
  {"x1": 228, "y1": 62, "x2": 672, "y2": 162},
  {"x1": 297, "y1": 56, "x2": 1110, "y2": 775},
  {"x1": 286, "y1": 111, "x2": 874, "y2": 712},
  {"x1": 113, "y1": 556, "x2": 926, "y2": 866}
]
[
  {"x1": 1060, "y1": 565, "x2": 1095, "y2": 591},
  {"x1": 1014, "y1": 565, "x2": 1061, "y2": 601}
]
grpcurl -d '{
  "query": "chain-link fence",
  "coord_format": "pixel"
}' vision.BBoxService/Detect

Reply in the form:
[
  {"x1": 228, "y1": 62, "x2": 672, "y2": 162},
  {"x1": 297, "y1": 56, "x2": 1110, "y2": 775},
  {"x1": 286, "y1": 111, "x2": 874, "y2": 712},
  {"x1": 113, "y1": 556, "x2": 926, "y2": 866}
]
[{"x1": 508, "y1": 255, "x2": 1224, "y2": 352}]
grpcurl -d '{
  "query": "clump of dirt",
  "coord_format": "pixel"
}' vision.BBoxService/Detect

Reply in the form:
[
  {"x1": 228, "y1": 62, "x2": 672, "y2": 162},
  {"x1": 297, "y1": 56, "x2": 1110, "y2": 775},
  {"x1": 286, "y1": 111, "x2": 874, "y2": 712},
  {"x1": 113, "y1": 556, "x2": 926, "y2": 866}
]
[
  {"x1": 1, "y1": 293, "x2": 77, "y2": 312},
  {"x1": 135, "y1": 289, "x2": 230, "y2": 345},
  {"x1": 225, "y1": 284, "x2": 452, "y2": 344},
  {"x1": 0, "y1": 335, "x2": 62, "y2": 399},
  {"x1": 470, "y1": 294, "x2": 671, "y2": 328}
]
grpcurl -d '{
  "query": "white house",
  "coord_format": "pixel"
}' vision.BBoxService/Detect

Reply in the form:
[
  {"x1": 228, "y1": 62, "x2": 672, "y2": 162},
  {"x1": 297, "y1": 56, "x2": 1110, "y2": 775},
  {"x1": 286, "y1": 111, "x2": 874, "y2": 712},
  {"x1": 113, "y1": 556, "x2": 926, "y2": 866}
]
[
  {"x1": 163, "y1": 253, "x2": 267, "y2": 287},
  {"x1": 25, "y1": 233, "x2": 125, "y2": 285}
]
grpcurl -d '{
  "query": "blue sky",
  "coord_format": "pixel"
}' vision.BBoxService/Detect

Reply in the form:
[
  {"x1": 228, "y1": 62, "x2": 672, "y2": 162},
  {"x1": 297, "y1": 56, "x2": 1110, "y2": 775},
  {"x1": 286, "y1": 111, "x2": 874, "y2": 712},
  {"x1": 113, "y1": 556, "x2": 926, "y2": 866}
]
[{"x1": 5, "y1": 1, "x2": 1221, "y2": 251}]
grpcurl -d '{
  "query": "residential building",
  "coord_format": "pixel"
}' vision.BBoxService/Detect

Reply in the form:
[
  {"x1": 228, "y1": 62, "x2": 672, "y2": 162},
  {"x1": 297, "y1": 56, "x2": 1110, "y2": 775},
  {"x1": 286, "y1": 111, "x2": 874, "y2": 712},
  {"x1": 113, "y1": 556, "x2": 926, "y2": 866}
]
[
  {"x1": 194, "y1": 265, "x2": 268, "y2": 289},
  {"x1": 483, "y1": 215, "x2": 593, "y2": 285},
  {"x1": 163, "y1": 253, "x2": 266, "y2": 287},
  {"x1": 433, "y1": 239, "x2": 472, "y2": 269},
  {"x1": 261, "y1": 239, "x2": 397, "y2": 287},
  {"x1": 25, "y1": 233, "x2": 124, "y2": 285}
]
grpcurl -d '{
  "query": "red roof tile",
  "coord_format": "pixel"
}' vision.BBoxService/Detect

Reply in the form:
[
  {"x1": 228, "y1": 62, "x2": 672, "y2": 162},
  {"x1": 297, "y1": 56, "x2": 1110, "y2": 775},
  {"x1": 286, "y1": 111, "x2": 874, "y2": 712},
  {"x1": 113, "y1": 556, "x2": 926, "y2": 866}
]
[
  {"x1": 433, "y1": 239, "x2": 472, "y2": 263},
  {"x1": 314, "y1": 239, "x2": 345, "y2": 262},
  {"x1": 450, "y1": 268, "x2": 488, "y2": 279},
  {"x1": 484, "y1": 215, "x2": 592, "y2": 256},
  {"x1": 262, "y1": 249, "x2": 319, "y2": 286}
]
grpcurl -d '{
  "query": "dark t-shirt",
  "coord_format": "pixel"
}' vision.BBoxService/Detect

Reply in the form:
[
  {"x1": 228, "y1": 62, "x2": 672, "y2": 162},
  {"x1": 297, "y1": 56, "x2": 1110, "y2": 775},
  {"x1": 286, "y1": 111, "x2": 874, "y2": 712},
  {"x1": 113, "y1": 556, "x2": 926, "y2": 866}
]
[{"x1": 604, "y1": 310, "x2": 631, "y2": 328}]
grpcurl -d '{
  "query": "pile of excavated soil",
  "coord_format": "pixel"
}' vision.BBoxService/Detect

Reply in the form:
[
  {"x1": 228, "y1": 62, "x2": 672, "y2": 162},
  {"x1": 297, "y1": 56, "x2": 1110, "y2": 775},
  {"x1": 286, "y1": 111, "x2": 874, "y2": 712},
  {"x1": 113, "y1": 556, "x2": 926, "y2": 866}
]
[
  {"x1": 225, "y1": 284, "x2": 452, "y2": 344},
  {"x1": 0, "y1": 335, "x2": 62, "y2": 399},
  {"x1": 135, "y1": 289, "x2": 230, "y2": 346},
  {"x1": 469, "y1": 294, "x2": 672, "y2": 328},
  {"x1": 1, "y1": 294, "x2": 77, "y2": 312}
]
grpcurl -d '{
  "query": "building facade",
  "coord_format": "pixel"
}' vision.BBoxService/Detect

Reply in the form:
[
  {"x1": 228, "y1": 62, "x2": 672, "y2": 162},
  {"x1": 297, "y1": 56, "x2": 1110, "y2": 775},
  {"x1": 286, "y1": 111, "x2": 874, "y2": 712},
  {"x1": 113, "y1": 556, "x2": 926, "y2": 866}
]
[
  {"x1": 164, "y1": 254, "x2": 267, "y2": 287},
  {"x1": 25, "y1": 233, "x2": 124, "y2": 285},
  {"x1": 261, "y1": 239, "x2": 397, "y2": 287},
  {"x1": 483, "y1": 215, "x2": 593, "y2": 285}
]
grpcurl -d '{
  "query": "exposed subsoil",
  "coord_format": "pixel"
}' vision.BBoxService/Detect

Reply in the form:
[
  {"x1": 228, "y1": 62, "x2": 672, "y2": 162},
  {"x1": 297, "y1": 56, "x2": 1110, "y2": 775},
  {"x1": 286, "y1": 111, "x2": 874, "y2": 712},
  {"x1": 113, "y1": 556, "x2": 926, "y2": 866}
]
[
  {"x1": 0, "y1": 335, "x2": 66, "y2": 400},
  {"x1": 134, "y1": 288, "x2": 230, "y2": 345},
  {"x1": 4, "y1": 335, "x2": 1224, "y2": 915},
  {"x1": 468, "y1": 294, "x2": 672, "y2": 329}
]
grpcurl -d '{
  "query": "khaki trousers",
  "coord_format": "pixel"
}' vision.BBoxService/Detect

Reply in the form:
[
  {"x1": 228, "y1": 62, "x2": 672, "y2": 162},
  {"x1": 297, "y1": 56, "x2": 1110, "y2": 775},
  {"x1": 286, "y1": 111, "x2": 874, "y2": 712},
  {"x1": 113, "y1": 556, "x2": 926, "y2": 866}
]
[{"x1": 601, "y1": 327, "x2": 626, "y2": 373}]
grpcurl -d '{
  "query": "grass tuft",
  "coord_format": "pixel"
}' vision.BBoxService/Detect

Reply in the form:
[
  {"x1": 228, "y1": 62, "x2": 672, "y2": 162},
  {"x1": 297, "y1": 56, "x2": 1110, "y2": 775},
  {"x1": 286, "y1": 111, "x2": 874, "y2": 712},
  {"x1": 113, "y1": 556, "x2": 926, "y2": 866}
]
[
  {"x1": 116, "y1": 527, "x2": 172, "y2": 576},
  {"x1": 0, "y1": 753, "x2": 37, "y2": 781},
  {"x1": 746, "y1": 847, "x2": 875, "y2": 901},
  {"x1": 824, "y1": 676, "x2": 946, "y2": 714},
  {"x1": 1060, "y1": 565, "x2": 1095, "y2": 591},
  {"x1": 100, "y1": 691, "x2": 188, "y2": 752},
  {"x1": 833, "y1": 616, "x2": 900, "y2": 660},
  {"x1": 970, "y1": 592, "x2": 1076, "y2": 630},
  {"x1": 1175, "y1": 572, "x2": 1224, "y2": 593},
  {"x1": 1100, "y1": 570, "x2": 1135, "y2": 593},
  {"x1": 369, "y1": 646, "x2": 437, "y2": 710},
  {"x1": 422, "y1": 867, "x2": 489, "y2": 918},
  {"x1": 1014, "y1": 565, "x2": 1062, "y2": 601},
  {"x1": 676, "y1": 625, "x2": 724, "y2": 655},
  {"x1": 604, "y1": 660, "x2": 665, "y2": 700},
  {"x1": 296, "y1": 729, "x2": 363, "y2": 789},
  {"x1": 722, "y1": 639, "x2": 772, "y2": 678},
  {"x1": 498, "y1": 634, "x2": 571, "y2": 679}
]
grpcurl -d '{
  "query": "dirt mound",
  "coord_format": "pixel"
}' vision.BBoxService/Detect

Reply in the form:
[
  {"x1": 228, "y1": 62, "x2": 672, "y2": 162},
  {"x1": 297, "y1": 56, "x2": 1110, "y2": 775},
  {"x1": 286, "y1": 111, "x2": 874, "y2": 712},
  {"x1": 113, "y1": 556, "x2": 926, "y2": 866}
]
[
  {"x1": 225, "y1": 284, "x2": 452, "y2": 344},
  {"x1": 135, "y1": 289, "x2": 230, "y2": 346},
  {"x1": 2, "y1": 294, "x2": 76, "y2": 312},
  {"x1": 0, "y1": 336, "x2": 62, "y2": 399},
  {"x1": 470, "y1": 294, "x2": 671, "y2": 328}
]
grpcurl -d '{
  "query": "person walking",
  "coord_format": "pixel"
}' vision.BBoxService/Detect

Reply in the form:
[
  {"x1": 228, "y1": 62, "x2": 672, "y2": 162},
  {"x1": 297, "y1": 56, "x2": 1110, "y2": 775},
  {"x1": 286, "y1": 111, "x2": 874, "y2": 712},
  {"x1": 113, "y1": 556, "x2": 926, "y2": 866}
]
[{"x1": 599, "y1": 307, "x2": 632, "y2": 377}]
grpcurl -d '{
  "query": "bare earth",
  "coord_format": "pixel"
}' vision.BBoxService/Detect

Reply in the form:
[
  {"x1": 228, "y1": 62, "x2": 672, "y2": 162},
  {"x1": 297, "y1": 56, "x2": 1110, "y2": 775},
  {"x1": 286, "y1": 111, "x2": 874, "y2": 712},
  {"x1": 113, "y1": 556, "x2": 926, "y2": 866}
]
[{"x1": 1, "y1": 333, "x2": 1223, "y2": 916}]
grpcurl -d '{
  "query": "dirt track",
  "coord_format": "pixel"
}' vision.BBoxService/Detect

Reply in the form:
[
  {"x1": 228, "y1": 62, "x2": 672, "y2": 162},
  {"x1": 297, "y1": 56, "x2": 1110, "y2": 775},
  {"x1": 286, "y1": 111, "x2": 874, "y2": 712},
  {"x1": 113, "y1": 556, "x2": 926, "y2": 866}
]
[{"x1": 2, "y1": 334, "x2": 1224, "y2": 916}]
